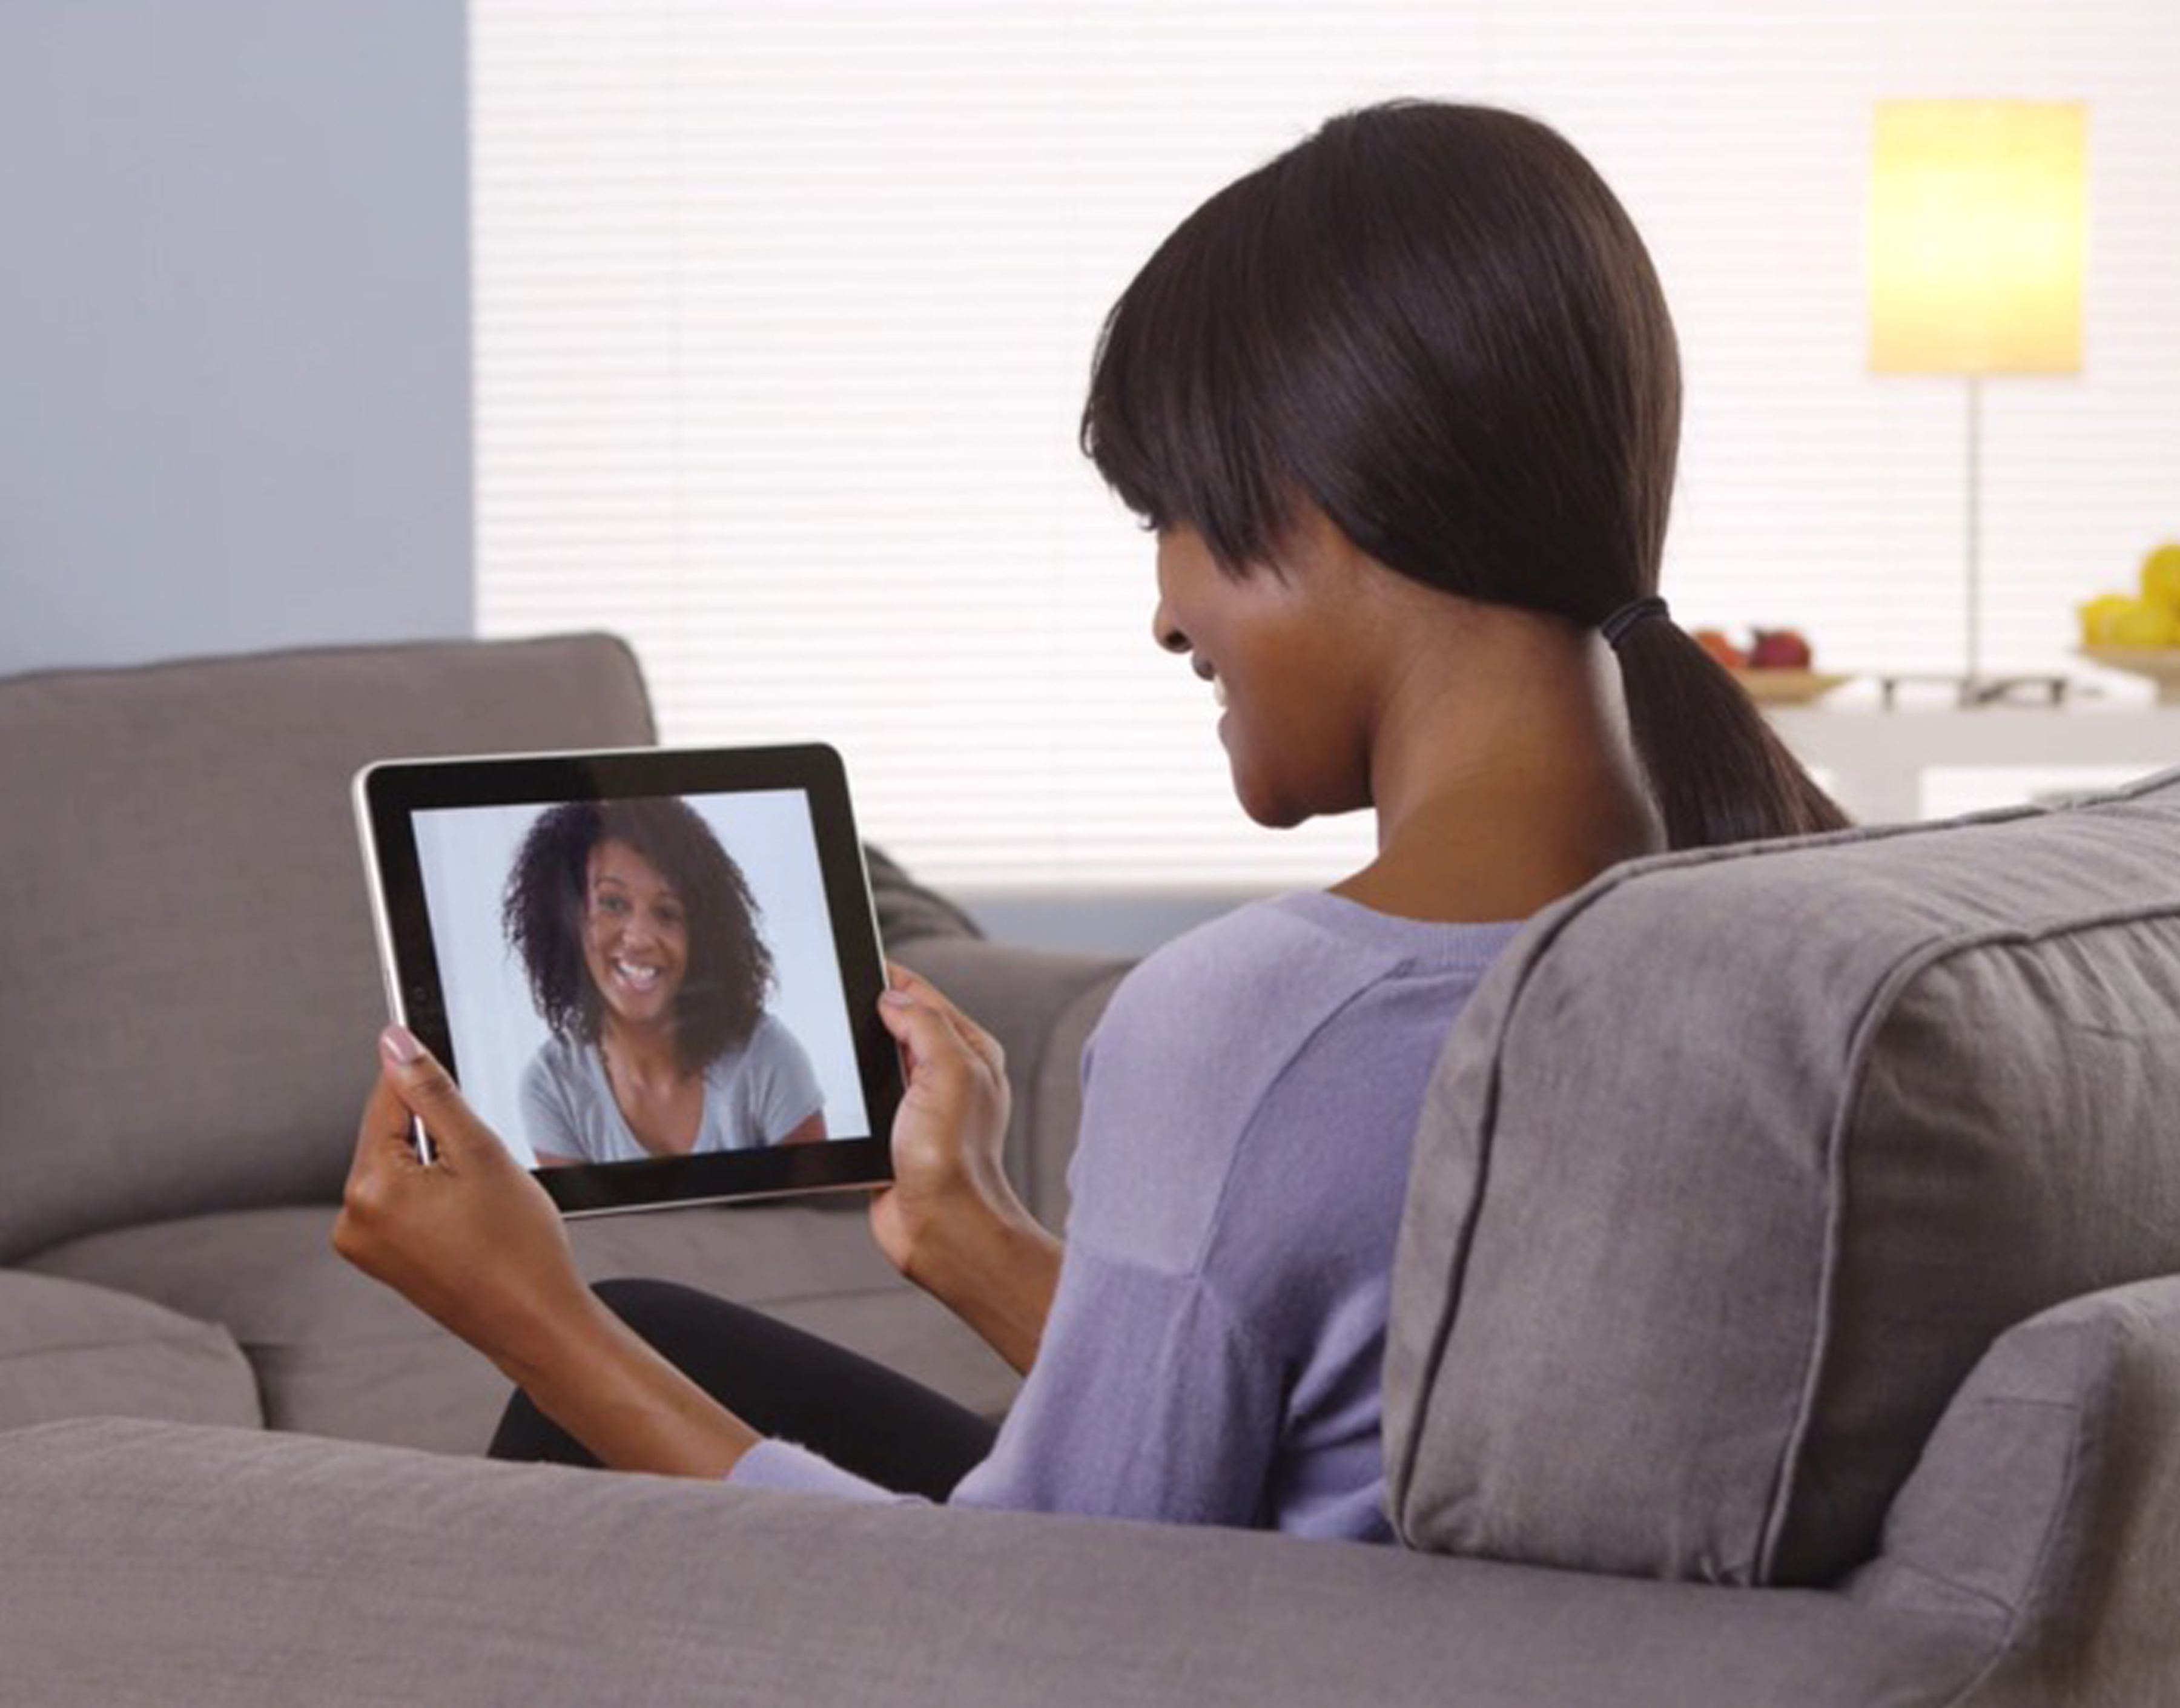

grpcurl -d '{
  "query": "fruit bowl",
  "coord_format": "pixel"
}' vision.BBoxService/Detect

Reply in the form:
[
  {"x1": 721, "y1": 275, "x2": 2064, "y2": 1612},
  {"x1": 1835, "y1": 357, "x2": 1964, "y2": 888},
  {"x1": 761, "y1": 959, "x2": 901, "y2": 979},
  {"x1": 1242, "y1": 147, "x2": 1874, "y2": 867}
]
[
  {"x1": 2075, "y1": 646, "x2": 2180, "y2": 705},
  {"x1": 1729, "y1": 668, "x2": 1854, "y2": 705}
]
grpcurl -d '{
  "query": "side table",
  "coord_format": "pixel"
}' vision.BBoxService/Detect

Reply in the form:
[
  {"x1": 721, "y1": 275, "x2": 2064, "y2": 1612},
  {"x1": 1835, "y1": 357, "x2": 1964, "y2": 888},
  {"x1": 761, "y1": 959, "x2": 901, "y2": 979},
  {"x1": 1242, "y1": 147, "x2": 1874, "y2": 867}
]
[{"x1": 1761, "y1": 704, "x2": 2180, "y2": 825}]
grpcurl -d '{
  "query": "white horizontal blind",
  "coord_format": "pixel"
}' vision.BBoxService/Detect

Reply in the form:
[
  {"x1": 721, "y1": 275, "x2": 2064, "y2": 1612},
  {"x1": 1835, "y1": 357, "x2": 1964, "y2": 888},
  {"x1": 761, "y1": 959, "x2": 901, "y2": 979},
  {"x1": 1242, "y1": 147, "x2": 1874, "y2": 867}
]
[
  {"x1": 473, "y1": 0, "x2": 2180, "y2": 891},
  {"x1": 471, "y1": 1, "x2": 1482, "y2": 891}
]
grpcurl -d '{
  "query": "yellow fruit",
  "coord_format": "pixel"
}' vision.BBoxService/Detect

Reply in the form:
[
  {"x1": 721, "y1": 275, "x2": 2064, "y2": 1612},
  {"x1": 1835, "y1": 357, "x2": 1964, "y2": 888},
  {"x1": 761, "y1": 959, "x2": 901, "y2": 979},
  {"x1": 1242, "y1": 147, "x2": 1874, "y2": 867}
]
[
  {"x1": 2141, "y1": 541, "x2": 2180, "y2": 613},
  {"x1": 2077, "y1": 593, "x2": 2137, "y2": 645}
]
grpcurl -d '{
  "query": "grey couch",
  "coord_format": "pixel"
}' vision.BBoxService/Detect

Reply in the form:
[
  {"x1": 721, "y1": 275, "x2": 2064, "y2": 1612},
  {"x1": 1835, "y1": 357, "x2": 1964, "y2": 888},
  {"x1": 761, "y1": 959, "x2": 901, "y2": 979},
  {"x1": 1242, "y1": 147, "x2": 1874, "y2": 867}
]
[{"x1": 4, "y1": 637, "x2": 2178, "y2": 1706}]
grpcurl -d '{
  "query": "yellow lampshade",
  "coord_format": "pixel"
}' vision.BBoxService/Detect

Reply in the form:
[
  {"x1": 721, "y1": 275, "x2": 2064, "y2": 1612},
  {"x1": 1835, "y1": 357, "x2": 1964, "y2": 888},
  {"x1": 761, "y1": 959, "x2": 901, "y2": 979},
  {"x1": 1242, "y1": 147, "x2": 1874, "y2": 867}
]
[{"x1": 1868, "y1": 99, "x2": 2087, "y2": 375}]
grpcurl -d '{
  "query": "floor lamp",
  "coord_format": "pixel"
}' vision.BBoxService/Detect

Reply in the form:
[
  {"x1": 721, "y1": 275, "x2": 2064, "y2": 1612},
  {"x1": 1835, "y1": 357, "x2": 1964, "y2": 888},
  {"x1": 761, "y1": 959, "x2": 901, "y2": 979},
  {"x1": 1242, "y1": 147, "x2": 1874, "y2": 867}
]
[{"x1": 1867, "y1": 99, "x2": 2087, "y2": 706}]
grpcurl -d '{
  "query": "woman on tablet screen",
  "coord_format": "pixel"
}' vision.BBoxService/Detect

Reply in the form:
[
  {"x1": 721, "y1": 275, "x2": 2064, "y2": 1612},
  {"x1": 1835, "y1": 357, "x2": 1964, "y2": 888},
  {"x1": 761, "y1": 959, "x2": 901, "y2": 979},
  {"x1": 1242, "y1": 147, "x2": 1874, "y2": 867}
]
[
  {"x1": 337, "y1": 103, "x2": 1845, "y2": 1537},
  {"x1": 503, "y1": 797, "x2": 825, "y2": 1164}
]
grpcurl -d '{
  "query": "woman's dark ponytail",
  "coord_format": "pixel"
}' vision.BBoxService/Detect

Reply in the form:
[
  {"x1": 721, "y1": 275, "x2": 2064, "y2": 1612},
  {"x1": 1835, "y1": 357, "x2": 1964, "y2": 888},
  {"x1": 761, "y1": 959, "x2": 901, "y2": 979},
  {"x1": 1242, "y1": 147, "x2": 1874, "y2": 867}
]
[{"x1": 1605, "y1": 606, "x2": 1849, "y2": 847}]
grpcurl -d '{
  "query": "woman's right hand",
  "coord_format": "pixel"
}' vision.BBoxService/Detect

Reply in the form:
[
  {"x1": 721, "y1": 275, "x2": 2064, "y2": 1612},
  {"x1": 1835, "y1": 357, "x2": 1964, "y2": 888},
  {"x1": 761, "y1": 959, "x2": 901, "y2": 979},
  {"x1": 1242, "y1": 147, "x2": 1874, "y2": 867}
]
[
  {"x1": 871, "y1": 964, "x2": 1061, "y2": 1373},
  {"x1": 337, "y1": 1027, "x2": 763, "y2": 1478}
]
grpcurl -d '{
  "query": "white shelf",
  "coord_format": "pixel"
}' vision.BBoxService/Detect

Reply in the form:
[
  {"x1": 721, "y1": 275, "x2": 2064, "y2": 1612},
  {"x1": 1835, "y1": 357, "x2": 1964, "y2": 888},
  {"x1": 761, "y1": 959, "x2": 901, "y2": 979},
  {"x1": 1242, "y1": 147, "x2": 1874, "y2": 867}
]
[{"x1": 1762, "y1": 704, "x2": 2180, "y2": 825}]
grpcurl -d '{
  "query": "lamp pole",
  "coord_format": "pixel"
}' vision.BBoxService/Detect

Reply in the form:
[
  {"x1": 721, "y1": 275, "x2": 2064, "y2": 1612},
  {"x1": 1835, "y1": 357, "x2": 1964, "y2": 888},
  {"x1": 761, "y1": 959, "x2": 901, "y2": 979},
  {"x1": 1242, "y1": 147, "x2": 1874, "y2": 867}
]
[{"x1": 1964, "y1": 372, "x2": 1983, "y2": 700}]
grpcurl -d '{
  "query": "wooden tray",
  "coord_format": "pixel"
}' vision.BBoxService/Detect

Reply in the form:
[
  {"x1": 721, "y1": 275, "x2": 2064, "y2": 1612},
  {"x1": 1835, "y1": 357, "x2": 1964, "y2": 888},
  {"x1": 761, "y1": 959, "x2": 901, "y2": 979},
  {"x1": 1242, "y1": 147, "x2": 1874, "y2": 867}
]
[
  {"x1": 2076, "y1": 646, "x2": 2180, "y2": 706},
  {"x1": 1729, "y1": 668, "x2": 1854, "y2": 705}
]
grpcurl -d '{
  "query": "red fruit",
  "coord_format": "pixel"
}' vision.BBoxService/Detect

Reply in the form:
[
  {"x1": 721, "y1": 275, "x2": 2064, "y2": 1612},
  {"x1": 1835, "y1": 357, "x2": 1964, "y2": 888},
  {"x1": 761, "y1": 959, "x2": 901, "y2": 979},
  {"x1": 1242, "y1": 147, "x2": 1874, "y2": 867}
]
[{"x1": 1746, "y1": 628, "x2": 1812, "y2": 670}]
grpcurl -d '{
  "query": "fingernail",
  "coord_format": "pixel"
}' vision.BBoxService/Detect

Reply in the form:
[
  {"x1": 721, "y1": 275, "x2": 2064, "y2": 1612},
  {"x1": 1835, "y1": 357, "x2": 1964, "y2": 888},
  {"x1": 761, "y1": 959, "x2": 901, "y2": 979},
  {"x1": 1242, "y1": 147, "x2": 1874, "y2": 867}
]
[
  {"x1": 879, "y1": 990, "x2": 914, "y2": 1009},
  {"x1": 382, "y1": 1024, "x2": 424, "y2": 1065}
]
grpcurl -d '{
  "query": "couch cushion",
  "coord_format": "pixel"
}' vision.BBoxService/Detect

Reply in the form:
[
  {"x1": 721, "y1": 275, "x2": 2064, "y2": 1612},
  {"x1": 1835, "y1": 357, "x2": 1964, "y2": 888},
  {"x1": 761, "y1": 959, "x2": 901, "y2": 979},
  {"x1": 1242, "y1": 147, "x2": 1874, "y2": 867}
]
[
  {"x1": 30, "y1": 1201, "x2": 1017, "y2": 1453},
  {"x1": 0, "y1": 635, "x2": 655, "y2": 1262},
  {"x1": 1385, "y1": 763, "x2": 2180, "y2": 1586},
  {"x1": 0, "y1": 1270, "x2": 260, "y2": 1432}
]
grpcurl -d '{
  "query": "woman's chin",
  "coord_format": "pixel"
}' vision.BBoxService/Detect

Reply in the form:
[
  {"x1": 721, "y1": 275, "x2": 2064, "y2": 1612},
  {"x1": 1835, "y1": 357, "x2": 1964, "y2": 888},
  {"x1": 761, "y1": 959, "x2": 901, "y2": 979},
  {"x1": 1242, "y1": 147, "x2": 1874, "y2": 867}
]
[
  {"x1": 1227, "y1": 759, "x2": 1363, "y2": 831},
  {"x1": 601, "y1": 993, "x2": 678, "y2": 1029},
  {"x1": 1230, "y1": 773, "x2": 1310, "y2": 831}
]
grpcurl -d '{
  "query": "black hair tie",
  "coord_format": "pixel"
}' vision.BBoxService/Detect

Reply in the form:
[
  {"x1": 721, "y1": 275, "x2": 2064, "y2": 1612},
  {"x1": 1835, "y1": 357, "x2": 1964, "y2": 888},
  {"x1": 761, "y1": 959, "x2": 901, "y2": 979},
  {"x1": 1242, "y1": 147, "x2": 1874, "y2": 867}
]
[{"x1": 1600, "y1": 596, "x2": 1670, "y2": 650}]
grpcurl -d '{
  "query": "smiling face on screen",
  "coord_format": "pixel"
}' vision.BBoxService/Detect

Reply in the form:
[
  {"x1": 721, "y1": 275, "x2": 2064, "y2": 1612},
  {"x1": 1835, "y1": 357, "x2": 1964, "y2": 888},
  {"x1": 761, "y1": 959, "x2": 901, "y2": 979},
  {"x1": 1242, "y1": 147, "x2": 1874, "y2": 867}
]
[{"x1": 581, "y1": 839, "x2": 690, "y2": 1029}]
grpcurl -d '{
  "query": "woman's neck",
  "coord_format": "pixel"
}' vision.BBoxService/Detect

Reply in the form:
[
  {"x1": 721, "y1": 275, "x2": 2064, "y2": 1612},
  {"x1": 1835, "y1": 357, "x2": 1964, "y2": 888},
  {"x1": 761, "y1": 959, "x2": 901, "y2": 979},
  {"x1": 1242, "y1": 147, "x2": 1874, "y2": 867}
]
[
  {"x1": 598, "y1": 1014, "x2": 683, "y2": 1084},
  {"x1": 1333, "y1": 601, "x2": 1663, "y2": 924}
]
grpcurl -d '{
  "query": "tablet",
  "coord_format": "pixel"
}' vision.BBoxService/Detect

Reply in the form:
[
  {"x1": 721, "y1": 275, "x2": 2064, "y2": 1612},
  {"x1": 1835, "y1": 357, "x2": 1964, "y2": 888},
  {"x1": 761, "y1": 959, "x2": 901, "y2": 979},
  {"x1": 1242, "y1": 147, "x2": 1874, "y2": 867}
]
[{"x1": 354, "y1": 744, "x2": 900, "y2": 1215}]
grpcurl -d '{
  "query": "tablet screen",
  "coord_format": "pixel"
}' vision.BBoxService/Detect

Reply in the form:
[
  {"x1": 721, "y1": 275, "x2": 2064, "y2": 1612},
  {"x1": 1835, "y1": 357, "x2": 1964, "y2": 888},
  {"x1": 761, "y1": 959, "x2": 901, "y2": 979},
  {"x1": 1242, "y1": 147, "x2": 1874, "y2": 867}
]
[{"x1": 356, "y1": 746, "x2": 899, "y2": 1214}]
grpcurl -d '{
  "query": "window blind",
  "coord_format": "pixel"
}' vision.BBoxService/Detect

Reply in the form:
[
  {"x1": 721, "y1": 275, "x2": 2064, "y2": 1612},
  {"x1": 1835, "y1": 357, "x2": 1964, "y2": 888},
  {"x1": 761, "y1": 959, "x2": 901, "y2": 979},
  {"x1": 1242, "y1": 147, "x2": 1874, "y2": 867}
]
[{"x1": 472, "y1": 0, "x2": 2180, "y2": 890}]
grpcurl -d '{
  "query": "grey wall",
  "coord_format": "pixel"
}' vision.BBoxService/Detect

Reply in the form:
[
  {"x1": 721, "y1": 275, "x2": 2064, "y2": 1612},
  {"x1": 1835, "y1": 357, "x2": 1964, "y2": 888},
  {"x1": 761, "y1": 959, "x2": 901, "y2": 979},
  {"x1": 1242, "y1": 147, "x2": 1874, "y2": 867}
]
[{"x1": 0, "y1": 0, "x2": 472, "y2": 678}]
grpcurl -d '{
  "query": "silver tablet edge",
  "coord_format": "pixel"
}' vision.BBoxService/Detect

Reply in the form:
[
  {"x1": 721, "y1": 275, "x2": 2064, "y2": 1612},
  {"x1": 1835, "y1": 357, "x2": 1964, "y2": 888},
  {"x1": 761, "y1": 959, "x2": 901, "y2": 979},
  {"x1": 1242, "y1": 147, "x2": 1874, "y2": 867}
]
[
  {"x1": 350, "y1": 759, "x2": 435, "y2": 1164},
  {"x1": 560, "y1": 1178, "x2": 876, "y2": 1221}
]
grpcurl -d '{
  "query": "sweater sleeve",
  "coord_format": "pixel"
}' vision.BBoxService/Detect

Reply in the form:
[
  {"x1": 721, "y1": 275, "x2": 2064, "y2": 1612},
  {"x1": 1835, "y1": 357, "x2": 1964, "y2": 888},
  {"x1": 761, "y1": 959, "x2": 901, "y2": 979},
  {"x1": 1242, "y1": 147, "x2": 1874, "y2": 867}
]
[
  {"x1": 726, "y1": 1439, "x2": 912, "y2": 1502},
  {"x1": 945, "y1": 1242, "x2": 1283, "y2": 1525},
  {"x1": 744, "y1": 1014, "x2": 825, "y2": 1144},
  {"x1": 723, "y1": 1241, "x2": 1284, "y2": 1527}
]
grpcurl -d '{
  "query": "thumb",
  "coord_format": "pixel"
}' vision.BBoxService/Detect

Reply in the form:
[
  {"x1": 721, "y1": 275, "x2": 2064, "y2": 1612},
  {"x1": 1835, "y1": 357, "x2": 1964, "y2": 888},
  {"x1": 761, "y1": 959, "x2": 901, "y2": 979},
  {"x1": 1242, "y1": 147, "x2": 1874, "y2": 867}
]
[{"x1": 378, "y1": 1025, "x2": 498, "y2": 1160}]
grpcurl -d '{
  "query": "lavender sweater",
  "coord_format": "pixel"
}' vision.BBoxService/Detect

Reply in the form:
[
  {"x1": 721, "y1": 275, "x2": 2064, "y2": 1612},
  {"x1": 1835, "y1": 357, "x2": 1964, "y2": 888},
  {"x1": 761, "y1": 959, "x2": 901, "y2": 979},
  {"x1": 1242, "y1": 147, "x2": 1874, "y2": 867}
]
[{"x1": 730, "y1": 891, "x2": 1522, "y2": 1540}]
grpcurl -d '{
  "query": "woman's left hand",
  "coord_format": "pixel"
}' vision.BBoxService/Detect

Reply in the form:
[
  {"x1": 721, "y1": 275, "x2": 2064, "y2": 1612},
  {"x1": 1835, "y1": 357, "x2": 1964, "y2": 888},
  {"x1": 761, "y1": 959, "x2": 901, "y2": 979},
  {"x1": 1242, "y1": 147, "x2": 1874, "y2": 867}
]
[{"x1": 334, "y1": 1026, "x2": 599, "y2": 1383}]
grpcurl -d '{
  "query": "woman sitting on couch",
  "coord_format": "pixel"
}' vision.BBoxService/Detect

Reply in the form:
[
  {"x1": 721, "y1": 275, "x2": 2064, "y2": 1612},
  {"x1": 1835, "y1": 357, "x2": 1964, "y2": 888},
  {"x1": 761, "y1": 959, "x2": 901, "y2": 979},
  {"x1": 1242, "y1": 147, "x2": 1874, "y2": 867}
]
[{"x1": 333, "y1": 99, "x2": 1845, "y2": 1538}]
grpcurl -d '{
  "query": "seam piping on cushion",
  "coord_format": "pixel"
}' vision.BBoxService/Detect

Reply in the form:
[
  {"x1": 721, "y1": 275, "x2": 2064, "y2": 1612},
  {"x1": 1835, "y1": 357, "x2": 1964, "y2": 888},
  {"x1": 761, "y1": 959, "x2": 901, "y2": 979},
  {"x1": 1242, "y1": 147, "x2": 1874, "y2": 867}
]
[{"x1": 1754, "y1": 902, "x2": 2180, "y2": 1583}]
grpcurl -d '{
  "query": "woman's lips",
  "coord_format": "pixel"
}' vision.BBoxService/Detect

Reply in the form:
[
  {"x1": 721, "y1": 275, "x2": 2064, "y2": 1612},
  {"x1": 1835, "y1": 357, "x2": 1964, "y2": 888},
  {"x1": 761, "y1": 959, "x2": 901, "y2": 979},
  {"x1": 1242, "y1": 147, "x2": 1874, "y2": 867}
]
[{"x1": 612, "y1": 958, "x2": 664, "y2": 992}]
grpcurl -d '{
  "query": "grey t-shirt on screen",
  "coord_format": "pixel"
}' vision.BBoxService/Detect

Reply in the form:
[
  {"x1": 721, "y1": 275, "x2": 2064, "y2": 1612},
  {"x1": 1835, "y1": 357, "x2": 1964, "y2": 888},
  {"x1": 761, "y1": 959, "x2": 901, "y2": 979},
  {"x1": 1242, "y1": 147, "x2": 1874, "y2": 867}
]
[{"x1": 518, "y1": 1012, "x2": 823, "y2": 1163}]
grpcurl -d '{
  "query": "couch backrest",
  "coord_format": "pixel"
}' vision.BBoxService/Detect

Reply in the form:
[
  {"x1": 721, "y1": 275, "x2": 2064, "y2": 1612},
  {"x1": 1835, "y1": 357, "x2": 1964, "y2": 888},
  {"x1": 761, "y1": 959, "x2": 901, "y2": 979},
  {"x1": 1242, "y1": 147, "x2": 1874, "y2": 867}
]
[
  {"x1": 1384, "y1": 763, "x2": 2180, "y2": 1587},
  {"x1": 0, "y1": 636, "x2": 656, "y2": 1262}
]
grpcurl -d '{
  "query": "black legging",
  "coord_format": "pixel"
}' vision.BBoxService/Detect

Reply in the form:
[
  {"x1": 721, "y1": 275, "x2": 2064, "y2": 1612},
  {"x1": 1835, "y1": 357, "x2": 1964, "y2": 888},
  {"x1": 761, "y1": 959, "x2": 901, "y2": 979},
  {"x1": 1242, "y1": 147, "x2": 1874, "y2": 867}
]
[{"x1": 486, "y1": 1278, "x2": 1000, "y2": 1501}]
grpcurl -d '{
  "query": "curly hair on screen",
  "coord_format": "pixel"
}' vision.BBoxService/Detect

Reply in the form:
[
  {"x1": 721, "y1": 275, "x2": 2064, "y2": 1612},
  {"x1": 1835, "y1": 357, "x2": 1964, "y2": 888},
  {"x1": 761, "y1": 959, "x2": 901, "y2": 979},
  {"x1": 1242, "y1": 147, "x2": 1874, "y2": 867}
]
[
  {"x1": 1081, "y1": 99, "x2": 1846, "y2": 850},
  {"x1": 502, "y1": 797, "x2": 775, "y2": 1075}
]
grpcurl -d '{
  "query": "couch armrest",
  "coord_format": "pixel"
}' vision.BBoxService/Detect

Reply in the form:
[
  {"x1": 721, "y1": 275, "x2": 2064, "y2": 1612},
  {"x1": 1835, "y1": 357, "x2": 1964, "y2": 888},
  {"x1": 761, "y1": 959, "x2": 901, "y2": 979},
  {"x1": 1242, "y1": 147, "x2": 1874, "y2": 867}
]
[
  {"x1": 888, "y1": 935, "x2": 1129, "y2": 1230},
  {"x1": 0, "y1": 1419, "x2": 1997, "y2": 1708},
  {"x1": 1850, "y1": 1276, "x2": 2180, "y2": 1706}
]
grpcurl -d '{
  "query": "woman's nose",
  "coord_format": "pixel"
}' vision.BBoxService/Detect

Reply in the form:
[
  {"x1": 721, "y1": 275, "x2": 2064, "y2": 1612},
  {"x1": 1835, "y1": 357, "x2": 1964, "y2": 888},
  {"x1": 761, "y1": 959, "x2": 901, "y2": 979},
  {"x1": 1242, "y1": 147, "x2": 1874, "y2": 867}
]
[{"x1": 1151, "y1": 601, "x2": 1187, "y2": 655}]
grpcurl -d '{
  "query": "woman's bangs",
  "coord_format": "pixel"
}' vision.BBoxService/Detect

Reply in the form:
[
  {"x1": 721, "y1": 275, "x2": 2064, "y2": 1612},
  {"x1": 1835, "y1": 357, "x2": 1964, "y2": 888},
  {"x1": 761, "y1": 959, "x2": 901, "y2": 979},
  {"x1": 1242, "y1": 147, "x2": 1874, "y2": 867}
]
[{"x1": 1083, "y1": 203, "x2": 1289, "y2": 570}]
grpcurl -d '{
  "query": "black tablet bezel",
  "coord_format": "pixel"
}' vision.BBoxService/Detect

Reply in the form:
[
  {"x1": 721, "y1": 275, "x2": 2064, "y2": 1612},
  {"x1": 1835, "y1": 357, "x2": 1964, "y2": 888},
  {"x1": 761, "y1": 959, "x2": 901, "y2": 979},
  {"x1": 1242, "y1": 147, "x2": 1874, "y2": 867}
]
[{"x1": 355, "y1": 744, "x2": 899, "y2": 1215}]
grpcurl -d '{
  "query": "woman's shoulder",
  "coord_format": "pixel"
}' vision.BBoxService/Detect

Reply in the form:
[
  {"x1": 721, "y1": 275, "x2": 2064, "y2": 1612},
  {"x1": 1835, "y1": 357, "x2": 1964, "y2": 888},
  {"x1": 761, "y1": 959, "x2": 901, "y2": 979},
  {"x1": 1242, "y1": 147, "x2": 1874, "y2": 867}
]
[
  {"x1": 737, "y1": 1008, "x2": 796, "y2": 1050},
  {"x1": 518, "y1": 1031, "x2": 609, "y2": 1138},
  {"x1": 1108, "y1": 892, "x2": 1331, "y2": 1003},
  {"x1": 709, "y1": 1009, "x2": 810, "y2": 1072},
  {"x1": 1102, "y1": 891, "x2": 1521, "y2": 1043},
  {"x1": 521, "y1": 1029, "x2": 593, "y2": 1092},
  {"x1": 701, "y1": 1012, "x2": 820, "y2": 1121},
  {"x1": 1073, "y1": 895, "x2": 1524, "y2": 1274}
]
